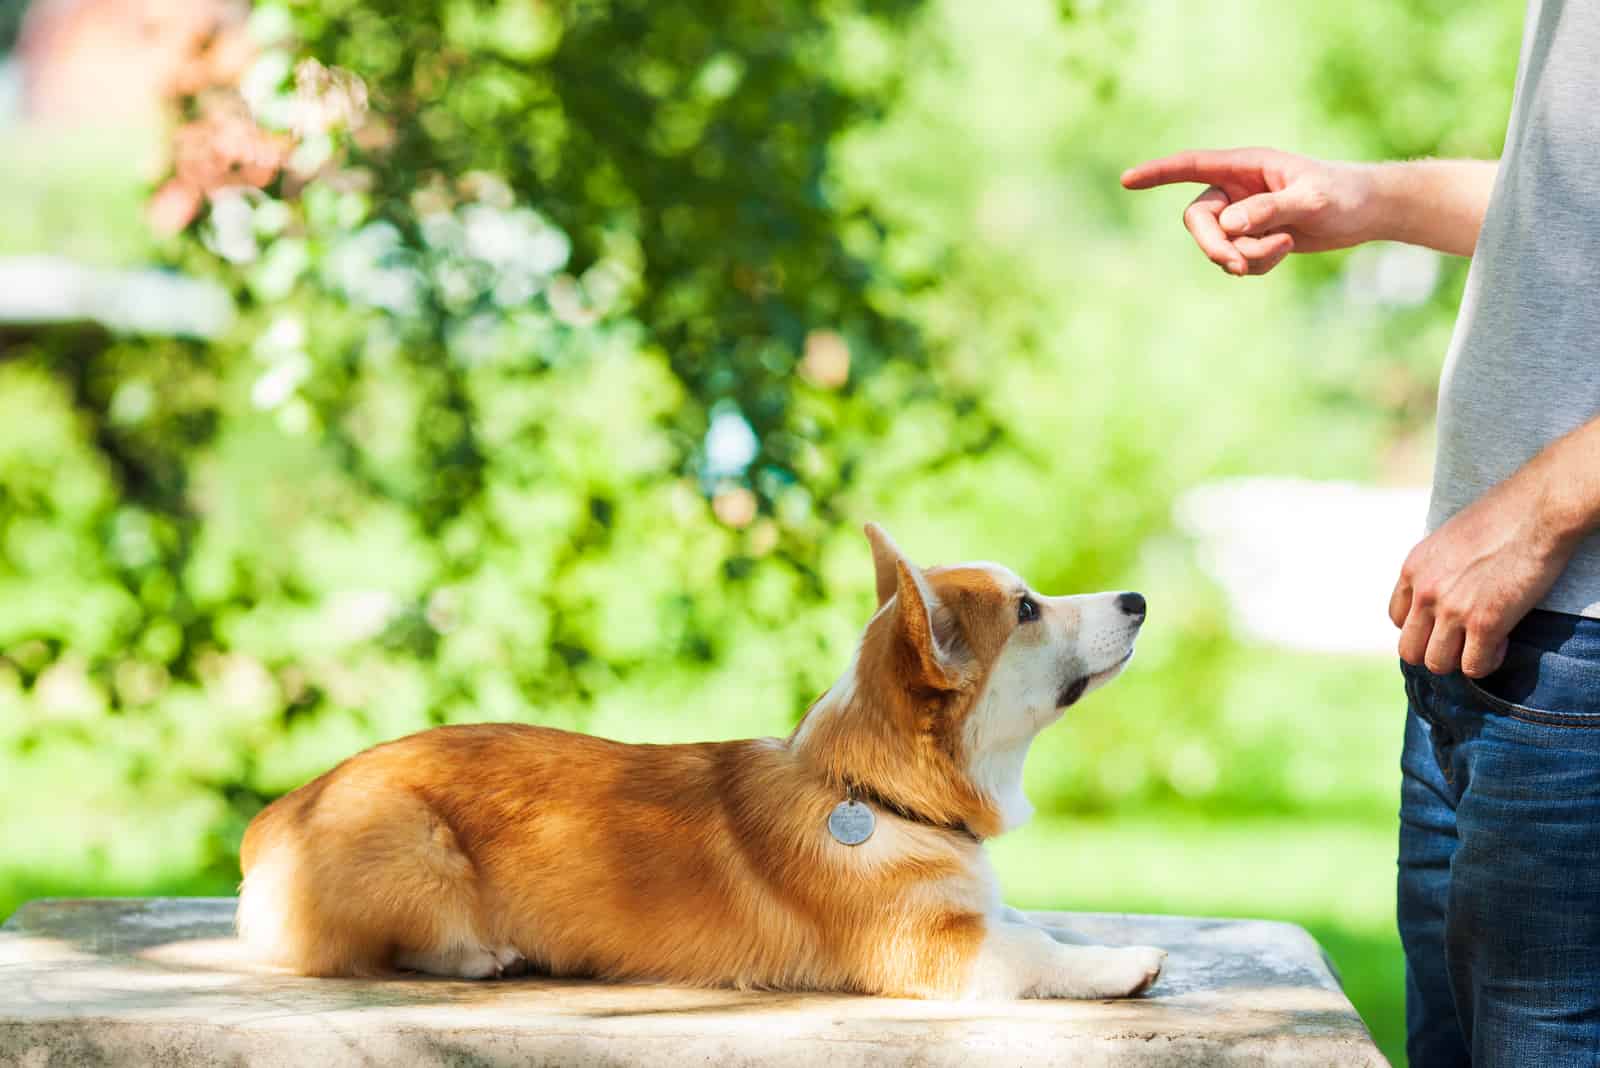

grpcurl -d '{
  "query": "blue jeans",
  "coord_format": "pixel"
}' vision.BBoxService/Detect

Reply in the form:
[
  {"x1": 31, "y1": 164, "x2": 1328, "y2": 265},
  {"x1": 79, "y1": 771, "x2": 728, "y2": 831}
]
[{"x1": 1399, "y1": 609, "x2": 1600, "y2": 1067}]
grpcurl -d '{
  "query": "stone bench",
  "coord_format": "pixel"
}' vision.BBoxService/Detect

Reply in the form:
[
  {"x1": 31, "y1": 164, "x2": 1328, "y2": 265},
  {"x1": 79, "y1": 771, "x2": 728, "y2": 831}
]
[{"x1": 0, "y1": 899, "x2": 1387, "y2": 1066}]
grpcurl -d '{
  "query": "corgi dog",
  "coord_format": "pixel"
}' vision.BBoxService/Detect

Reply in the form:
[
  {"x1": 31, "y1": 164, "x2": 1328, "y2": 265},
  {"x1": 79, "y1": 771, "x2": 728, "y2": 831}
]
[{"x1": 237, "y1": 523, "x2": 1164, "y2": 999}]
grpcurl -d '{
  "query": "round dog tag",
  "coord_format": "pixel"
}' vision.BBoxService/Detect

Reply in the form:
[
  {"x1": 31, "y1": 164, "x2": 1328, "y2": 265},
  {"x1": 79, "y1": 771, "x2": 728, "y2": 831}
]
[{"x1": 828, "y1": 799, "x2": 875, "y2": 846}]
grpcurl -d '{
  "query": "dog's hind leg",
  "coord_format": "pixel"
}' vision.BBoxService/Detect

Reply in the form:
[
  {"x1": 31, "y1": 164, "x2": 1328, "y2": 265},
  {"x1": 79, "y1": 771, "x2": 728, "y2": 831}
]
[
  {"x1": 395, "y1": 943, "x2": 526, "y2": 979},
  {"x1": 241, "y1": 780, "x2": 509, "y2": 978}
]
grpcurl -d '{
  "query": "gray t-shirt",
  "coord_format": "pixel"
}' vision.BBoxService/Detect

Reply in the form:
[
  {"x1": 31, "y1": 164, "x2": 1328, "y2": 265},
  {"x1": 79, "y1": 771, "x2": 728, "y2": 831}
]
[{"x1": 1428, "y1": 0, "x2": 1600, "y2": 617}]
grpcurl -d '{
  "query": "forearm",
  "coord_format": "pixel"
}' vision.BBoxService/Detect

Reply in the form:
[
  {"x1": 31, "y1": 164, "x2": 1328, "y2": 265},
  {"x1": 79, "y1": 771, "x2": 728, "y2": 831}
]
[
  {"x1": 1365, "y1": 159, "x2": 1499, "y2": 257},
  {"x1": 1527, "y1": 414, "x2": 1600, "y2": 551}
]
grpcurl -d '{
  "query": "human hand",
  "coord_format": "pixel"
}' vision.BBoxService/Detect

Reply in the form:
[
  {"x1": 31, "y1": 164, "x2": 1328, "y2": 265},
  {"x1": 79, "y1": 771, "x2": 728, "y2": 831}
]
[
  {"x1": 1121, "y1": 148, "x2": 1383, "y2": 276},
  {"x1": 1389, "y1": 466, "x2": 1582, "y2": 678}
]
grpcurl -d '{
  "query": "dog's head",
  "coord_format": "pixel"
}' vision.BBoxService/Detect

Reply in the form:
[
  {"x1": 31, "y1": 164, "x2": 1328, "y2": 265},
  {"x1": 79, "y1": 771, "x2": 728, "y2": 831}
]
[{"x1": 793, "y1": 523, "x2": 1145, "y2": 835}]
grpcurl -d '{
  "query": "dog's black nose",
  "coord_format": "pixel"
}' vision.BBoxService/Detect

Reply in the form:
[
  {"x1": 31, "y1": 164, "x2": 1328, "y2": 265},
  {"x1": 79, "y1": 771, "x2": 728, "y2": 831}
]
[{"x1": 1117, "y1": 592, "x2": 1147, "y2": 620}]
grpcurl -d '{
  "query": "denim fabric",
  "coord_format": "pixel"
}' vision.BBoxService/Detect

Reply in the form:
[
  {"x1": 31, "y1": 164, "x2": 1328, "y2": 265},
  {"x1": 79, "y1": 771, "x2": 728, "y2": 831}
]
[{"x1": 1398, "y1": 609, "x2": 1600, "y2": 1067}]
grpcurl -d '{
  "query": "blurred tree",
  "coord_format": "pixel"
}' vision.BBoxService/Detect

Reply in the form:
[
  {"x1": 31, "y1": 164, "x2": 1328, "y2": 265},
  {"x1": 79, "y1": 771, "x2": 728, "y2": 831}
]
[
  {"x1": 2, "y1": 0, "x2": 978, "y2": 890},
  {"x1": 191, "y1": 0, "x2": 928, "y2": 530}
]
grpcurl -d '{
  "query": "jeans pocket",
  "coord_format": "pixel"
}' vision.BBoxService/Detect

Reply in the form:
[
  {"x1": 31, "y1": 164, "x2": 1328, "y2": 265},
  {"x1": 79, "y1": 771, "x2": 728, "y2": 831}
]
[{"x1": 1465, "y1": 645, "x2": 1600, "y2": 729}]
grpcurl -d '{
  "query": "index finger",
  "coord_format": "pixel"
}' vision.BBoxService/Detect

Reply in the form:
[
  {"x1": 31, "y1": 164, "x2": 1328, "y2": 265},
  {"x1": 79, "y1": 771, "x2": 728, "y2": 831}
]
[
  {"x1": 1121, "y1": 149, "x2": 1269, "y2": 190},
  {"x1": 1183, "y1": 187, "x2": 1247, "y2": 275}
]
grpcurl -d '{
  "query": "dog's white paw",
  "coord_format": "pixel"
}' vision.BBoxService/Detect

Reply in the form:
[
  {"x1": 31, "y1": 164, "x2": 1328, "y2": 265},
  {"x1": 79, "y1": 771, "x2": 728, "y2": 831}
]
[
  {"x1": 1070, "y1": 946, "x2": 1167, "y2": 999},
  {"x1": 454, "y1": 948, "x2": 505, "y2": 979},
  {"x1": 398, "y1": 943, "x2": 523, "y2": 980},
  {"x1": 491, "y1": 945, "x2": 527, "y2": 977}
]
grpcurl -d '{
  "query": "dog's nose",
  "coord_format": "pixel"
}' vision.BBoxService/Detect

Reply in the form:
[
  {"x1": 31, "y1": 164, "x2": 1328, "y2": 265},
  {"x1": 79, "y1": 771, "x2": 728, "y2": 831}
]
[{"x1": 1117, "y1": 592, "x2": 1147, "y2": 621}]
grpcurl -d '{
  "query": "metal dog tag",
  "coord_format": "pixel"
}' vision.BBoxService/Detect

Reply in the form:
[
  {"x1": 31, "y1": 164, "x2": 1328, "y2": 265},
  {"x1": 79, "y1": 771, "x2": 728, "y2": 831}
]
[{"x1": 828, "y1": 799, "x2": 875, "y2": 846}]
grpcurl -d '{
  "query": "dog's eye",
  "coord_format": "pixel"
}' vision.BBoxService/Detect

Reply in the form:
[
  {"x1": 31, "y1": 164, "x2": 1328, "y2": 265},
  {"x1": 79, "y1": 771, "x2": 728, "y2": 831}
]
[{"x1": 1017, "y1": 596, "x2": 1040, "y2": 624}]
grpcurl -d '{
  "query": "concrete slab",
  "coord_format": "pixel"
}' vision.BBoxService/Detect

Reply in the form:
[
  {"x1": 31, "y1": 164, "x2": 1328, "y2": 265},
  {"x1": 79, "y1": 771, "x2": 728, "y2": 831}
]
[{"x1": 0, "y1": 898, "x2": 1387, "y2": 1066}]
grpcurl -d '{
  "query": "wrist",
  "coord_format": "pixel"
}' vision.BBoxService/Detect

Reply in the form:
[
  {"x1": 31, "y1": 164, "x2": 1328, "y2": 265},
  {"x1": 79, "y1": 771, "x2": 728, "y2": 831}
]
[
  {"x1": 1526, "y1": 441, "x2": 1599, "y2": 553},
  {"x1": 1361, "y1": 162, "x2": 1423, "y2": 245}
]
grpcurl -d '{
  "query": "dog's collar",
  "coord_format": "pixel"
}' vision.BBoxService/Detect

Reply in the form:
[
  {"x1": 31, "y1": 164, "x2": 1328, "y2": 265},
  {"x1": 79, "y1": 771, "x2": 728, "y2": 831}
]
[{"x1": 842, "y1": 780, "x2": 984, "y2": 844}]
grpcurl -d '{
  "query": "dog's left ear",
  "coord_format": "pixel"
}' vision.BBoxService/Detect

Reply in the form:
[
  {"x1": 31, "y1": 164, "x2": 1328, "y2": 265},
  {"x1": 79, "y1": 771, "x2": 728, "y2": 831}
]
[
  {"x1": 865, "y1": 522, "x2": 904, "y2": 609},
  {"x1": 864, "y1": 523, "x2": 955, "y2": 691}
]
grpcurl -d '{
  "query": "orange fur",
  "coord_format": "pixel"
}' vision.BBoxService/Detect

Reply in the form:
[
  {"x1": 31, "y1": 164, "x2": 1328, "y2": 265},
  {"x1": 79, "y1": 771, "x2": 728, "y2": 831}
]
[{"x1": 238, "y1": 524, "x2": 1161, "y2": 998}]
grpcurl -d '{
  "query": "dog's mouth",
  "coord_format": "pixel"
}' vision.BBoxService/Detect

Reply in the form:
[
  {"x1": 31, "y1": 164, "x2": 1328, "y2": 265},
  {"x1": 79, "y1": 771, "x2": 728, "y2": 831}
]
[
  {"x1": 1055, "y1": 649, "x2": 1135, "y2": 708},
  {"x1": 1055, "y1": 676, "x2": 1089, "y2": 708}
]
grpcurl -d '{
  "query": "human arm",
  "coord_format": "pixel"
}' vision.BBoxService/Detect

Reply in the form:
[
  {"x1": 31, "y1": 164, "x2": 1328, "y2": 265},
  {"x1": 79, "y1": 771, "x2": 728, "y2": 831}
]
[
  {"x1": 1390, "y1": 416, "x2": 1600, "y2": 677},
  {"x1": 1119, "y1": 148, "x2": 1497, "y2": 276},
  {"x1": 1364, "y1": 159, "x2": 1498, "y2": 257}
]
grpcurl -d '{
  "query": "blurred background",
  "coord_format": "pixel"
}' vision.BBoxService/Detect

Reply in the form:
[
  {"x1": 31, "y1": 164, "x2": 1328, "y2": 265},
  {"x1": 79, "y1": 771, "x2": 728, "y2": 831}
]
[{"x1": 0, "y1": 0, "x2": 1523, "y2": 1061}]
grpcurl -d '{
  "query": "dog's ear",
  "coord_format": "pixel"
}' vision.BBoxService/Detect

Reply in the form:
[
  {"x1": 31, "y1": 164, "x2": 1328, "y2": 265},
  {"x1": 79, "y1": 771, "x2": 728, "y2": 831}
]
[
  {"x1": 865, "y1": 522, "x2": 904, "y2": 609},
  {"x1": 864, "y1": 523, "x2": 954, "y2": 691}
]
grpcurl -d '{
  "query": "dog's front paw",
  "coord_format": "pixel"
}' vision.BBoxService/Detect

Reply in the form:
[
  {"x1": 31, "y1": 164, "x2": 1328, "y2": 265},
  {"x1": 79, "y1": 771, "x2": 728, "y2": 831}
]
[{"x1": 1073, "y1": 945, "x2": 1167, "y2": 999}]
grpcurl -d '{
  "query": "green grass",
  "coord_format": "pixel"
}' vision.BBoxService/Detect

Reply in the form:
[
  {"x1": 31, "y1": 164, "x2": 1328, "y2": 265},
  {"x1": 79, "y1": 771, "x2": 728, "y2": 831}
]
[{"x1": 991, "y1": 815, "x2": 1404, "y2": 1066}]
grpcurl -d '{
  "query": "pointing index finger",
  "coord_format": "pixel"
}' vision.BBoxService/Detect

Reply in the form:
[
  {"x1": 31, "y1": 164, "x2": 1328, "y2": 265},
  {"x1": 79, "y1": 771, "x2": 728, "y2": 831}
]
[{"x1": 1121, "y1": 149, "x2": 1268, "y2": 190}]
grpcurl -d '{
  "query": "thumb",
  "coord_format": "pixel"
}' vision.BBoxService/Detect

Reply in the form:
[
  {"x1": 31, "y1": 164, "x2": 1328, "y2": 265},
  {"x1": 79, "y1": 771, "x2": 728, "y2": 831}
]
[{"x1": 1218, "y1": 188, "x2": 1317, "y2": 236}]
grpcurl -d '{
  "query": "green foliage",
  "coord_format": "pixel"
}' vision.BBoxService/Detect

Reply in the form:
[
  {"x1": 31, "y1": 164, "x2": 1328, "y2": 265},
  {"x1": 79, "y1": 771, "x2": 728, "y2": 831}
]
[
  {"x1": 3, "y1": 0, "x2": 943, "y2": 898},
  {"x1": 283, "y1": 0, "x2": 925, "y2": 506}
]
